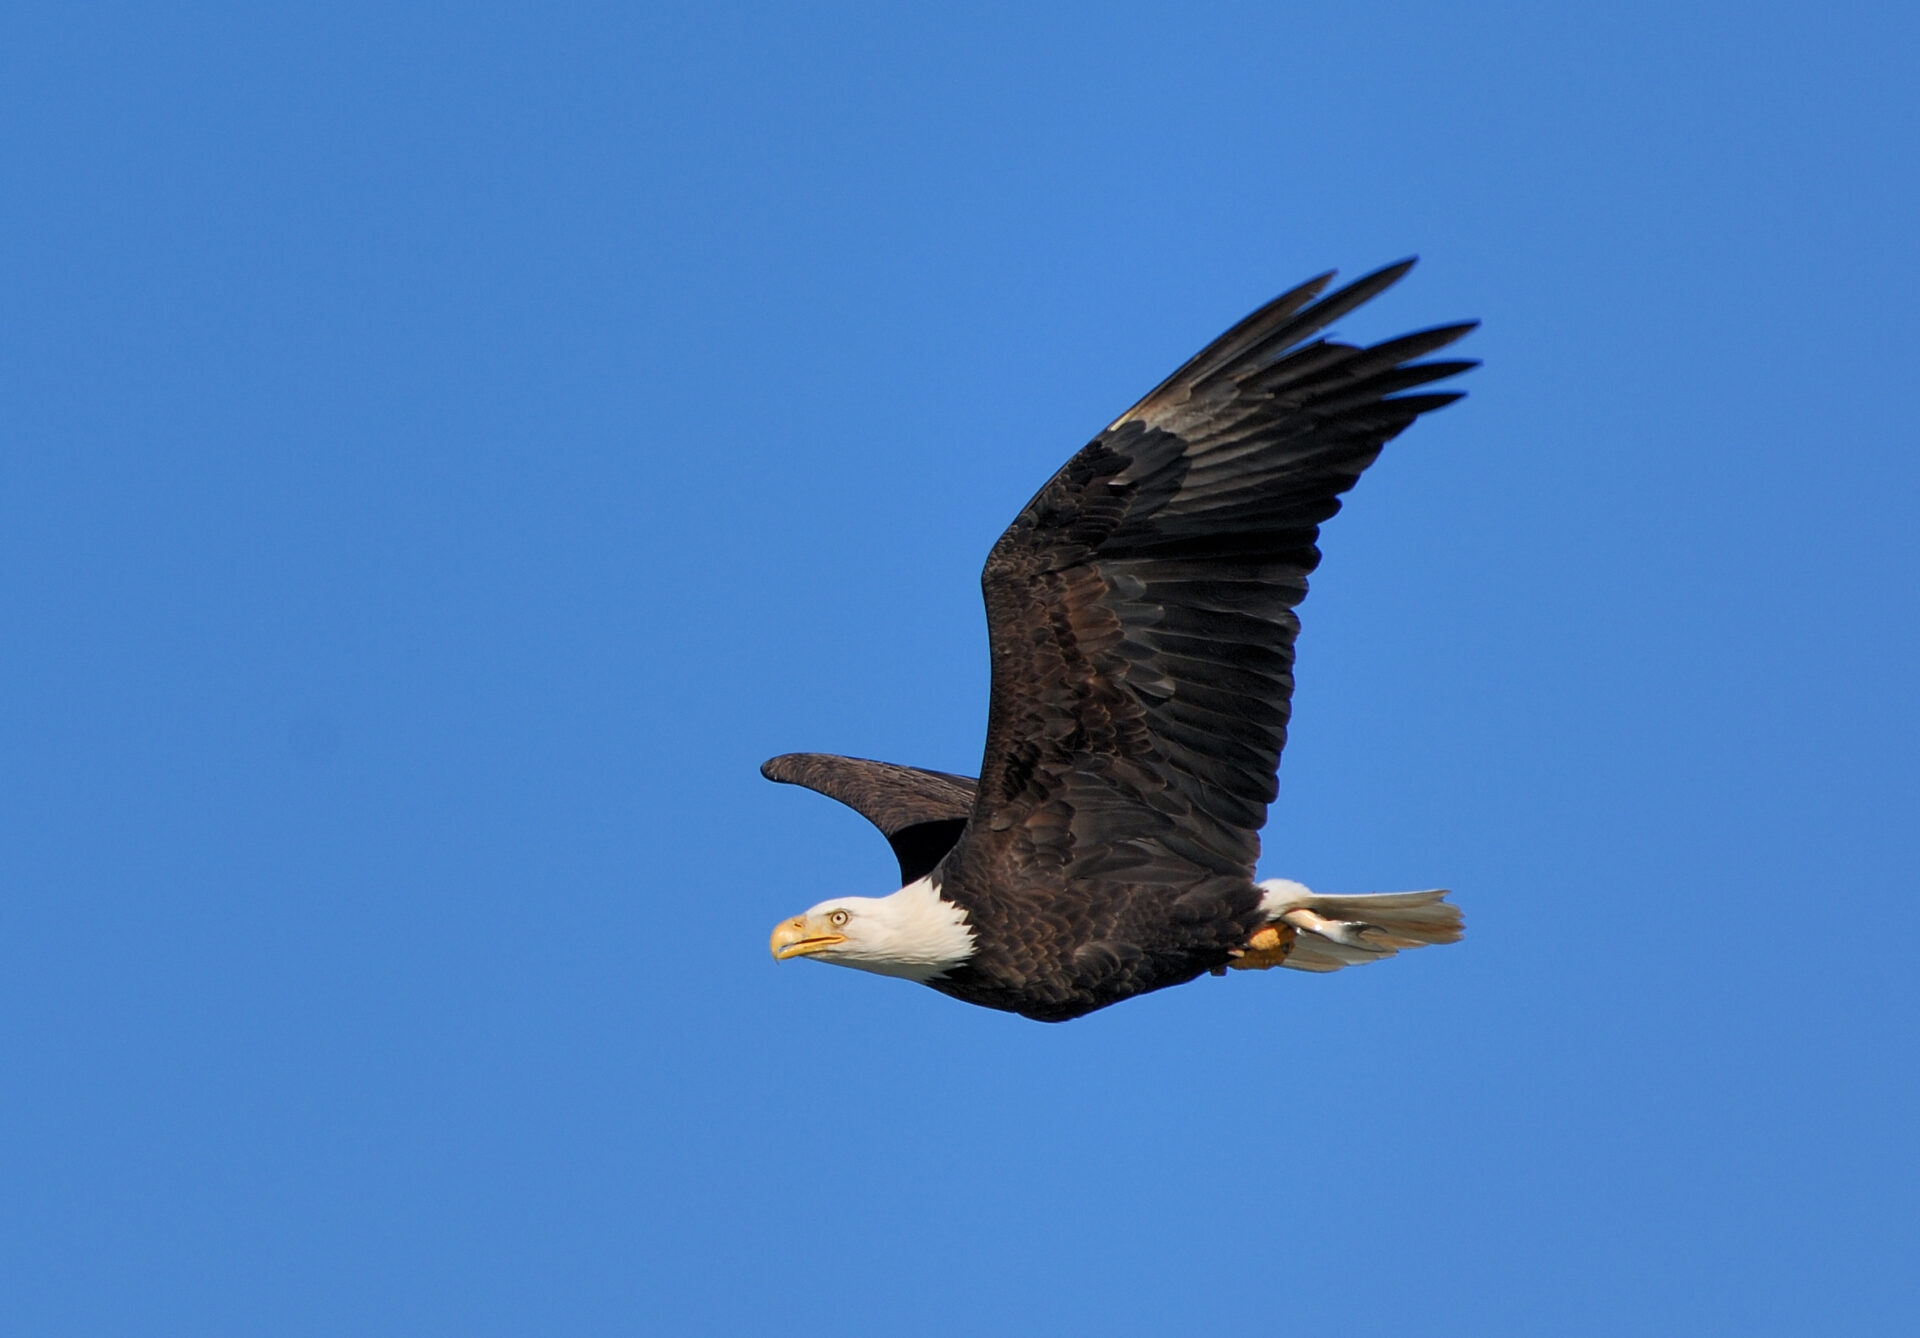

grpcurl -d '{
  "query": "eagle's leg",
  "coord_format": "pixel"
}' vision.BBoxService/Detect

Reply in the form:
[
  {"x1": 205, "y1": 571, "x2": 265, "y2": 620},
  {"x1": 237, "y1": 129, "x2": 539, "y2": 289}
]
[{"x1": 1224, "y1": 922, "x2": 1297, "y2": 971}]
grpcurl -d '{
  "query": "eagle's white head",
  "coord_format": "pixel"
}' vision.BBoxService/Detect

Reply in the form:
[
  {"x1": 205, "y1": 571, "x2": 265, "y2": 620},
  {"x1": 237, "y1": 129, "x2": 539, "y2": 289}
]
[{"x1": 769, "y1": 875, "x2": 975, "y2": 981}]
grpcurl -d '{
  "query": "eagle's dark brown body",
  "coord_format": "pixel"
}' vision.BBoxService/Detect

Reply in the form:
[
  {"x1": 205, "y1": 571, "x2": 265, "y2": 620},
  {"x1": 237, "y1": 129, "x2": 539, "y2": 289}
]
[
  {"x1": 926, "y1": 869, "x2": 1268, "y2": 1022},
  {"x1": 765, "y1": 261, "x2": 1473, "y2": 1021}
]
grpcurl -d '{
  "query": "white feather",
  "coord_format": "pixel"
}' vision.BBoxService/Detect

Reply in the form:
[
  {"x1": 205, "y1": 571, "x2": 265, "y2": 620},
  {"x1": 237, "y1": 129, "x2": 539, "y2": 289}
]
[
  {"x1": 1256, "y1": 879, "x2": 1463, "y2": 973},
  {"x1": 800, "y1": 876, "x2": 976, "y2": 981}
]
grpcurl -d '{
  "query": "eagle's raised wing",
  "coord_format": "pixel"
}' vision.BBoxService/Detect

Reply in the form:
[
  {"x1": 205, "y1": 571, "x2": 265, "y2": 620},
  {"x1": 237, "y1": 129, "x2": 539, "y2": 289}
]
[
  {"x1": 961, "y1": 260, "x2": 1474, "y2": 887},
  {"x1": 761, "y1": 752, "x2": 978, "y2": 884}
]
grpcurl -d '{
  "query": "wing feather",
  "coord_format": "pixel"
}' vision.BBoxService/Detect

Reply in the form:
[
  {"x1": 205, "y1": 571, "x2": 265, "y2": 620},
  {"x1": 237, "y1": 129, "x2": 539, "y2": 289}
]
[
  {"x1": 760, "y1": 753, "x2": 977, "y2": 884},
  {"x1": 954, "y1": 260, "x2": 1475, "y2": 890}
]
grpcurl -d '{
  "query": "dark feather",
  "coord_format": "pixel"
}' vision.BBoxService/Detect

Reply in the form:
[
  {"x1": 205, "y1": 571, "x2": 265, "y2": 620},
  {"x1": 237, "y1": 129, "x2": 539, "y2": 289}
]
[{"x1": 760, "y1": 753, "x2": 976, "y2": 884}]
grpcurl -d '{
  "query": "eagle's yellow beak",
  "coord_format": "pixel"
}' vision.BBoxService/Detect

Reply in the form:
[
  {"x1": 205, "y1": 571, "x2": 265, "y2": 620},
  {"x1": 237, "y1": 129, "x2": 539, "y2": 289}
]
[{"x1": 770, "y1": 915, "x2": 846, "y2": 961}]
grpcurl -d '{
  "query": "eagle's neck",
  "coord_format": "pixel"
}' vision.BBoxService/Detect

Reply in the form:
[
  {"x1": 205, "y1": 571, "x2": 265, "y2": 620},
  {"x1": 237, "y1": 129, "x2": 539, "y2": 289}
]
[{"x1": 845, "y1": 875, "x2": 976, "y2": 981}]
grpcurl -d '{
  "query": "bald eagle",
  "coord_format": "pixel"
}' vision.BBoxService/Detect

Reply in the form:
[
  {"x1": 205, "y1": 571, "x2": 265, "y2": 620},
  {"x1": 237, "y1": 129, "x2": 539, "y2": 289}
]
[{"x1": 766, "y1": 260, "x2": 1472, "y2": 1022}]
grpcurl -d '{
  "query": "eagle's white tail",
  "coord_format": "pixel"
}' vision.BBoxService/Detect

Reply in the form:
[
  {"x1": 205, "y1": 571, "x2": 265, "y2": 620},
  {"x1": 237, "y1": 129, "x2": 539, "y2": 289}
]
[{"x1": 1255, "y1": 879, "x2": 1463, "y2": 973}]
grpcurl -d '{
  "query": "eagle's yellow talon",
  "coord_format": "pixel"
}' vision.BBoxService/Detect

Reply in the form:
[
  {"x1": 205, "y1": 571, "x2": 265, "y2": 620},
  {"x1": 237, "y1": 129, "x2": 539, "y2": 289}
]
[{"x1": 1227, "y1": 922, "x2": 1297, "y2": 970}]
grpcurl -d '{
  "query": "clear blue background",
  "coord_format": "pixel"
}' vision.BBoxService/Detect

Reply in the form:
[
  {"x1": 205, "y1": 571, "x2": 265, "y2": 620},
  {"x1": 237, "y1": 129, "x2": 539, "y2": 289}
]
[{"x1": 5, "y1": 3, "x2": 1916, "y2": 1333}]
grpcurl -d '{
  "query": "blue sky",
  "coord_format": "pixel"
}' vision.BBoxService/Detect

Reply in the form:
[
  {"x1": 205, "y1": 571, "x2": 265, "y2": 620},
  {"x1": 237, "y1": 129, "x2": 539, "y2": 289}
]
[{"x1": 4, "y1": 2, "x2": 1917, "y2": 1333}]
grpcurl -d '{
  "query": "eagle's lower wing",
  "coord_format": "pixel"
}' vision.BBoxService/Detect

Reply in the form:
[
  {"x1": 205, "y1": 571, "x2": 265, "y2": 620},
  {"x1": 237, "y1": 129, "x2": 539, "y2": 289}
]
[
  {"x1": 963, "y1": 260, "x2": 1475, "y2": 885},
  {"x1": 760, "y1": 753, "x2": 978, "y2": 884}
]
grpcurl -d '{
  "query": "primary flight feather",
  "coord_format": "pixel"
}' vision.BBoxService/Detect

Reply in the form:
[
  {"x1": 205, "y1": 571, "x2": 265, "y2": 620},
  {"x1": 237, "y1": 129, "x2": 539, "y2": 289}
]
[{"x1": 766, "y1": 260, "x2": 1472, "y2": 1021}]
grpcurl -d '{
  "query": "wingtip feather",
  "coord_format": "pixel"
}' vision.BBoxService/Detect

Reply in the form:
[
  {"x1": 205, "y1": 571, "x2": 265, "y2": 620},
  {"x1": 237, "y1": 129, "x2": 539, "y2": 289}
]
[{"x1": 761, "y1": 753, "x2": 806, "y2": 782}]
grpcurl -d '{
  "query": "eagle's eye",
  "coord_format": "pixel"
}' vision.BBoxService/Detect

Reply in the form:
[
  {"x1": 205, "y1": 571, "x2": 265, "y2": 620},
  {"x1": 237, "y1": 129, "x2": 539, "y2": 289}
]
[{"x1": 829, "y1": 910, "x2": 850, "y2": 928}]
